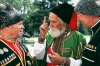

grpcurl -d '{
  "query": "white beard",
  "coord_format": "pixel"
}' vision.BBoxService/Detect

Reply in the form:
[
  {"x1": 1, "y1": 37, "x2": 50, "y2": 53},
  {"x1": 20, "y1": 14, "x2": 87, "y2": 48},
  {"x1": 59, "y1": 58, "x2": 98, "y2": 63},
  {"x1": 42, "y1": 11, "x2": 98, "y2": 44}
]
[{"x1": 49, "y1": 26, "x2": 66, "y2": 38}]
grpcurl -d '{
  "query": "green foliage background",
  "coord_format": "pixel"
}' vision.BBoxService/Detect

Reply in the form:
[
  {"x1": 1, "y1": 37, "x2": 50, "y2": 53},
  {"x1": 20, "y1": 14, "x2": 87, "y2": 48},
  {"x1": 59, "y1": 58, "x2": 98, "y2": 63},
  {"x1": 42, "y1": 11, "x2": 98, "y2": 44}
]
[{"x1": 0, "y1": 0, "x2": 90, "y2": 37}]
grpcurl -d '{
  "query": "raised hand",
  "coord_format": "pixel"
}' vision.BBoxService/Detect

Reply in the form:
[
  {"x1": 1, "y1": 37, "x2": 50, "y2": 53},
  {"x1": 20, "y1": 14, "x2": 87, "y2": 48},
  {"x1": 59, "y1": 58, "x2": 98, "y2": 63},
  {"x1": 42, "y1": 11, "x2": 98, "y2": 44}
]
[{"x1": 39, "y1": 16, "x2": 49, "y2": 37}]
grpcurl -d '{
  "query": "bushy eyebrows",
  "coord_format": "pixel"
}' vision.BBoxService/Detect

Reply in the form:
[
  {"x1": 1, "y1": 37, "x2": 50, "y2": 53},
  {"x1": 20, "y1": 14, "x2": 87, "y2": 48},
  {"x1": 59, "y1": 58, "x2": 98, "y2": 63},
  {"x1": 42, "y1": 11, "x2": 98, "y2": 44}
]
[{"x1": 49, "y1": 19, "x2": 57, "y2": 22}]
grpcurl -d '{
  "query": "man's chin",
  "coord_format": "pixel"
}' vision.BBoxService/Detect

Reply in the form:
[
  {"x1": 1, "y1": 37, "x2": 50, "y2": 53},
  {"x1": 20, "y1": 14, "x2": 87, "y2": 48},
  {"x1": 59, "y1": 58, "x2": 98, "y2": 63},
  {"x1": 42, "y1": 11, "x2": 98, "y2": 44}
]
[
  {"x1": 18, "y1": 34, "x2": 23, "y2": 38},
  {"x1": 50, "y1": 27, "x2": 65, "y2": 38},
  {"x1": 51, "y1": 35, "x2": 59, "y2": 38},
  {"x1": 50, "y1": 32, "x2": 61, "y2": 38}
]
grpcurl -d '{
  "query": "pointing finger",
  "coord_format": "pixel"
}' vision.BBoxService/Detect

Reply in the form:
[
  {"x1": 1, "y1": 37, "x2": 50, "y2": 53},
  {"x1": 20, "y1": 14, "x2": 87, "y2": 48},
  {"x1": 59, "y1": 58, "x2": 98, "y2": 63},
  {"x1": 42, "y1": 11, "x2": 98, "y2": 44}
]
[{"x1": 43, "y1": 16, "x2": 46, "y2": 24}]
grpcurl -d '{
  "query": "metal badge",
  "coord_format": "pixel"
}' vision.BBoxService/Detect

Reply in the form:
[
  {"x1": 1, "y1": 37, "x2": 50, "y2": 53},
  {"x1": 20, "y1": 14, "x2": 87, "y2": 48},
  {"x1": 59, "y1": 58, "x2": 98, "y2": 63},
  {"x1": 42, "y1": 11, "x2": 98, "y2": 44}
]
[
  {"x1": 0, "y1": 61, "x2": 3, "y2": 65},
  {"x1": 9, "y1": 53, "x2": 15, "y2": 60},
  {"x1": 12, "y1": 53, "x2": 15, "y2": 56},
  {"x1": 9, "y1": 55, "x2": 12, "y2": 60},
  {"x1": 3, "y1": 47, "x2": 9, "y2": 52},
  {"x1": 0, "y1": 49, "x2": 4, "y2": 54},
  {"x1": 11, "y1": 53, "x2": 15, "y2": 58},
  {"x1": 27, "y1": 61, "x2": 31, "y2": 65},
  {"x1": 4, "y1": 59, "x2": 7, "y2": 62},
  {"x1": 7, "y1": 57, "x2": 10, "y2": 61},
  {"x1": 2, "y1": 60, "x2": 5, "y2": 64}
]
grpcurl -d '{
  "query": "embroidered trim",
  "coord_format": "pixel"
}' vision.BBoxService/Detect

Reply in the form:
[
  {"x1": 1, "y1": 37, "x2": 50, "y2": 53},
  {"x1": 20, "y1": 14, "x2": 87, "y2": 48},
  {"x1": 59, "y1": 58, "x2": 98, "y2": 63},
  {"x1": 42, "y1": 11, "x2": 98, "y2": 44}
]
[
  {"x1": 86, "y1": 44, "x2": 97, "y2": 50},
  {"x1": 62, "y1": 48, "x2": 74, "y2": 57},
  {"x1": 76, "y1": 42, "x2": 83, "y2": 59},
  {"x1": 63, "y1": 48, "x2": 72, "y2": 52}
]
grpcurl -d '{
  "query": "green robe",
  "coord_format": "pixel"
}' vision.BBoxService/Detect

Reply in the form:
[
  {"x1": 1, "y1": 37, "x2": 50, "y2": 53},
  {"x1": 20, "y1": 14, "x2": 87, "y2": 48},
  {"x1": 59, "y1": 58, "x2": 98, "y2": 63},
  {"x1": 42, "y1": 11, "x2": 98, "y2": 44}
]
[{"x1": 34, "y1": 30, "x2": 86, "y2": 66}]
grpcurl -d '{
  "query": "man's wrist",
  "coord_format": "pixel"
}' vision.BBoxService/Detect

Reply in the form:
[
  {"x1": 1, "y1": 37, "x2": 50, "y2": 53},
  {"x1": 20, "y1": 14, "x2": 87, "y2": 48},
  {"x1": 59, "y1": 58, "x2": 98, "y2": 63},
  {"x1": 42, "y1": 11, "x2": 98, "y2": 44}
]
[
  {"x1": 38, "y1": 35, "x2": 45, "y2": 44},
  {"x1": 62, "y1": 57, "x2": 69, "y2": 66}
]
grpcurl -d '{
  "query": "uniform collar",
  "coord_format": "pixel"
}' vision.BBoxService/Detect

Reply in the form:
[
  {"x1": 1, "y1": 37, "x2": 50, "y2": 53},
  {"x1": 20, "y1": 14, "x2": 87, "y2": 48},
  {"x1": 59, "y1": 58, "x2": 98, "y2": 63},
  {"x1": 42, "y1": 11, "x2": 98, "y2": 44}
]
[
  {"x1": 0, "y1": 35, "x2": 16, "y2": 43},
  {"x1": 89, "y1": 20, "x2": 100, "y2": 36}
]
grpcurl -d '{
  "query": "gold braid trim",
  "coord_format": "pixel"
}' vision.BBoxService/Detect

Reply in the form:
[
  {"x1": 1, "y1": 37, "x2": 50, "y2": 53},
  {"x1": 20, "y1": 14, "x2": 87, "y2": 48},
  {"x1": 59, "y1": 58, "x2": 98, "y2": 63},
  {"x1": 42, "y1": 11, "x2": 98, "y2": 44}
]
[
  {"x1": 16, "y1": 63, "x2": 20, "y2": 66},
  {"x1": 76, "y1": 42, "x2": 83, "y2": 59},
  {"x1": 86, "y1": 44, "x2": 97, "y2": 50}
]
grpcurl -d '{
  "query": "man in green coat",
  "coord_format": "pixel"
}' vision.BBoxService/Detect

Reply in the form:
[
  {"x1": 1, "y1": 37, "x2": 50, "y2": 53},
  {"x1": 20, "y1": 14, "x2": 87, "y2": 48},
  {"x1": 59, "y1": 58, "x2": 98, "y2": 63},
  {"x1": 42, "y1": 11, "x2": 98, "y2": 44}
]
[{"x1": 34, "y1": 3, "x2": 86, "y2": 66}]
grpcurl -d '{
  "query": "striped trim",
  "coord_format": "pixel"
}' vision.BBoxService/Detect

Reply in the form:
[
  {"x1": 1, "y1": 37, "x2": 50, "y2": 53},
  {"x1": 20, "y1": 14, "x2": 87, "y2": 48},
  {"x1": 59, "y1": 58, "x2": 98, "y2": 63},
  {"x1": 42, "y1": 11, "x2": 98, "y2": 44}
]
[
  {"x1": 84, "y1": 46, "x2": 96, "y2": 52},
  {"x1": 82, "y1": 56, "x2": 95, "y2": 62}
]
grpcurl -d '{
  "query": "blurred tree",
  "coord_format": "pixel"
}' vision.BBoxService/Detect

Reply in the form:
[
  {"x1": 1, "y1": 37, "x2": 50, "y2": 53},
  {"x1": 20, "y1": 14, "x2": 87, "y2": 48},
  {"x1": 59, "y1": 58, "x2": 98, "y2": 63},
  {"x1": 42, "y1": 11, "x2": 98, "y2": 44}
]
[
  {"x1": 28, "y1": 0, "x2": 72, "y2": 37},
  {"x1": 78, "y1": 22, "x2": 90, "y2": 35},
  {"x1": 0, "y1": 0, "x2": 37, "y2": 37},
  {"x1": 0, "y1": 0, "x2": 90, "y2": 37}
]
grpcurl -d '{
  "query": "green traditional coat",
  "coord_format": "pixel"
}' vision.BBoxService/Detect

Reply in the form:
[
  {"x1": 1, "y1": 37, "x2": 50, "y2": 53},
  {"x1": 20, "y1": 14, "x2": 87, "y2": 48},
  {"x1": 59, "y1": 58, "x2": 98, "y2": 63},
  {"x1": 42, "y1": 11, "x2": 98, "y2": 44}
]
[{"x1": 34, "y1": 30, "x2": 86, "y2": 66}]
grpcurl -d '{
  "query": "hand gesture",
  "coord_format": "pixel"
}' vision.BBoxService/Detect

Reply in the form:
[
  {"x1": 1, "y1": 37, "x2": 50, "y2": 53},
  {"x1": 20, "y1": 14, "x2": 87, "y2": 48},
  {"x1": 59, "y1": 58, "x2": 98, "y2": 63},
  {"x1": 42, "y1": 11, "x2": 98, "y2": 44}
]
[
  {"x1": 48, "y1": 51, "x2": 64, "y2": 65},
  {"x1": 39, "y1": 16, "x2": 49, "y2": 37}
]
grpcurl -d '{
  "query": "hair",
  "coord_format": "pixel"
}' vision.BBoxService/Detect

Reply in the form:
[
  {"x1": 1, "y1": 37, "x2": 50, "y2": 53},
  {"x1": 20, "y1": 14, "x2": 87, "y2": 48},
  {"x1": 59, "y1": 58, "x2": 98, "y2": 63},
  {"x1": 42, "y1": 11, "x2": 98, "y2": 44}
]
[
  {"x1": 58, "y1": 17, "x2": 64, "y2": 24},
  {"x1": 0, "y1": 3, "x2": 23, "y2": 29}
]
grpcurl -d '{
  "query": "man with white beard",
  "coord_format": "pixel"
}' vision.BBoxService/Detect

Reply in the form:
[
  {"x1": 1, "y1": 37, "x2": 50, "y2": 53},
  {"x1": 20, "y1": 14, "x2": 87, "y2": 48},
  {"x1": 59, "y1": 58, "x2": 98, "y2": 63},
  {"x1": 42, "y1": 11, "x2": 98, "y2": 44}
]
[
  {"x1": 49, "y1": 26, "x2": 65, "y2": 38},
  {"x1": 33, "y1": 3, "x2": 86, "y2": 66}
]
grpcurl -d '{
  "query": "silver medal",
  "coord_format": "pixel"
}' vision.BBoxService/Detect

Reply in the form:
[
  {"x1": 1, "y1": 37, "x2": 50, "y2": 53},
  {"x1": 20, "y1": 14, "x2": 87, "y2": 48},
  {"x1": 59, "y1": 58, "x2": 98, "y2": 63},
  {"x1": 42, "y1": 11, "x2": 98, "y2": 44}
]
[
  {"x1": 3, "y1": 47, "x2": 8, "y2": 52},
  {"x1": 0, "y1": 49, "x2": 4, "y2": 54}
]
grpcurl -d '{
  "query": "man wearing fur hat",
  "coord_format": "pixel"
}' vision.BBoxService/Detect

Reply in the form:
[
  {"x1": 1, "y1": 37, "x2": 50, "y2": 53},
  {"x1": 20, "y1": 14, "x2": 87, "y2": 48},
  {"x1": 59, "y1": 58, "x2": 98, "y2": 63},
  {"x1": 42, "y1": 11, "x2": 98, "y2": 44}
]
[
  {"x1": 0, "y1": 3, "x2": 34, "y2": 66},
  {"x1": 75, "y1": 0, "x2": 100, "y2": 66},
  {"x1": 33, "y1": 3, "x2": 86, "y2": 66}
]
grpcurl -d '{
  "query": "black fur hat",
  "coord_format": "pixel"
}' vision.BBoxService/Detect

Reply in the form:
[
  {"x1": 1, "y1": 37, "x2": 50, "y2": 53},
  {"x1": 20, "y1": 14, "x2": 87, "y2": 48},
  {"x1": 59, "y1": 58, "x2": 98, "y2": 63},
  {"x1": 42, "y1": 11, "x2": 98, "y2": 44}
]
[
  {"x1": 50, "y1": 3, "x2": 74, "y2": 24},
  {"x1": 0, "y1": 3, "x2": 23, "y2": 28}
]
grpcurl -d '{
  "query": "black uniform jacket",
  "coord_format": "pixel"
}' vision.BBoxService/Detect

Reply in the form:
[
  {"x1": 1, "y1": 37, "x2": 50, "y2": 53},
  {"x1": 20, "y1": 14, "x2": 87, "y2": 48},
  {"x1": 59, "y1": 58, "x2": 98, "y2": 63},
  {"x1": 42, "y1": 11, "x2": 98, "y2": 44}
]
[{"x1": 0, "y1": 38, "x2": 34, "y2": 66}]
